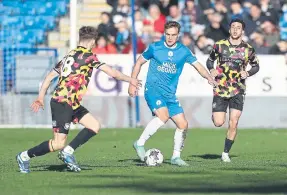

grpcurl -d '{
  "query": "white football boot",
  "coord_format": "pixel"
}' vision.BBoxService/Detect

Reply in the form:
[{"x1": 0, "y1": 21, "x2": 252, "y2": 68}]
[{"x1": 221, "y1": 152, "x2": 231, "y2": 162}]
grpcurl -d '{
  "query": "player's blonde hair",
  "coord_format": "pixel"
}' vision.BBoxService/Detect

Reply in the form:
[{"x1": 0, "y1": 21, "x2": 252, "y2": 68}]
[{"x1": 164, "y1": 21, "x2": 181, "y2": 33}]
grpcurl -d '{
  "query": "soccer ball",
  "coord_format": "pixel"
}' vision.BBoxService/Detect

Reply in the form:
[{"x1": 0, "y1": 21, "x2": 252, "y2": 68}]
[{"x1": 144, "y1": 148, "x2": 164, "y2": 166}]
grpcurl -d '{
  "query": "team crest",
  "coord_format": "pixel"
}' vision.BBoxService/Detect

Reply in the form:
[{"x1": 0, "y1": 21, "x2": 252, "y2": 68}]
[
  {"x1": 212, "y1": 102, "x2": 216, "y2": 108},
  {"x1": 168, "y1": 51, "x2": 173, "y2": 57},
  {"x1": 156, "y1": 100, "x2": 162, "y2": 106},
  {"x1": 64, "y1": 123, "x2": 70, "y2": 130}
]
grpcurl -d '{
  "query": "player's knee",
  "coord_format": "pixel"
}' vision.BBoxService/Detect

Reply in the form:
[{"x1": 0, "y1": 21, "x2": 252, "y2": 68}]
[
  {"x1": 229, "y1": 119, "x2": 238, "y2": 129},
  {"x1": 177, "y1": 120, "x2": 188, "y2": 130},
  {"x1": 89, "y1": 120, "x2": 101, "y2": 134},
  {"x1": 158, "y1": 115, "x2": 169, "y2": 123},
  {"x1": 51, "y1": 140, "x2": 65, "y2": 151},
  {"x1": 213, "y1": 118, "x2": 225, "y2": 127}
]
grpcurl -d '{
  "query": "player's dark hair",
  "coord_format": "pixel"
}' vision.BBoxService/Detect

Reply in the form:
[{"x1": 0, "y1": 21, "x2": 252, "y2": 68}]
[
  {"x1": 229, "y1": 18, "x2": 245, "y2": 30},
  {"x1": 101, "y1": 12, "x2": 110, "y2": 17},
  {"x1": 79, "y1": 26, "x2": 98, "y2": 42},
  {"x1": 164, "y1": 21, "x2": 181, "y2": 33}
]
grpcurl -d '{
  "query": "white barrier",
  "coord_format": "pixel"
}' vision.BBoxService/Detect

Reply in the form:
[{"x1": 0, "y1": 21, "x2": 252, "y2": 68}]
[
  {"x1": 1, "y1": 95, "x2": 287, "y2": 128},
  {"x1": 87, "y1": 54, "x2": 287, "y2": 97},
  {"x1": 0, "y1": 54, "x2": 286, "y2": 128}
]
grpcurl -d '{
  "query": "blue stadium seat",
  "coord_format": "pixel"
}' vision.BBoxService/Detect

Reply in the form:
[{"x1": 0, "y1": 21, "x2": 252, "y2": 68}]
[
  {"x1": 45, "y1": 0, "x2": 67, "y2": 16},
  {"x1": 26, "y1": 29, "x2": 46, "y2": 44},
  {"x1": 0, "y1": 30, "x2": 14, "y2": 43},
  {"x1": 0, "y1": 6, "x2": 13, "y2": 15},
  {"x1": 37, "y1": 6, "x2": 50, "y2": 16},
  {"x1": 16, "y1": 33, "x2": 34, "y2": 44},
  {"x1": 34, "y1": 29, "x2": 45, "y2": 44},
  {"x1": 21, "y1": 30, "x2": 37, "y2": 44},
  {"x1": 57, "y1": 0, "x2": 67, "y2": 16},
  {"x1": 0, "y1": 29, "x2": 12, "y2": 38},
  {"x1": 1, "y1": 0, "x2": 69, "y2": 94},
  {"x1": 0, "y1": 29, "x2": 37, "y2": 46},
  {"x1": 23, "y1": 16, "x2": 39, "y2": 29},
  {"x1": 12, "y1": 43, "x2": 34, "y2": 49},
  {"x1": 20, "y1": 7, "x2": 37, "y2": 15},
  {"x1": 23, "y1": 16, "x2": 56, "y2": 30},
  {"x1": 41, "y1": 16, "x2": 56, "y2": 30},
  {"x1": 2, "y1": 0, "x2": 21, "y2": 7},
  {"x1": 1, "y1": 16, "x2": 25, "y2": 28},
  {"x1": 2, "y1": 0, "x2": 67, "y2": 16}
]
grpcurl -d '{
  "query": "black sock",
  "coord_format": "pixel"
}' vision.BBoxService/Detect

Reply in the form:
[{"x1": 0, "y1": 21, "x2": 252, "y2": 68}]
[
  {"x1": 27, "y1": 140, "x2": 50, "y2": 158},
  {"x1": 224, "y1": 138, "x2": 234, "y2": 153},
  {"x1": 69, "y1": 128, "x2": 96, "y2": 150}
]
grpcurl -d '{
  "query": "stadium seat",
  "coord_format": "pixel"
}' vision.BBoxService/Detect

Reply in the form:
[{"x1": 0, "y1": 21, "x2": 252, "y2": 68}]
[
  {"x1": 0, "y1": 6, "x2": 13, "y2": 15},
  {"x1": 1, "y1": 0, "x2": 69, "y2": 94},
  {"x1": 13, "y1": 43, "x2": 34, "y2": 49},
  {"x1": 45, "y1": 1, "x2": 64, "y2": 16},
  {"x1": 2, "y1": 0, "x2": 21, "y2": 7},
  {"x1": 23, "y1": 16, "x2": 55, "y2": 30},
  {"x1": 40, "y1": 16, "x2": 56, "y2": 30},
  {"x1": 57, "y1": 0, "x2": 67, "y2": 16},
  {"x1": 22, "y1": 29, "x2": 45, "y2": 44},
  {"x1": 1, "y1": 16, "x2": 25, "y2": 28}
]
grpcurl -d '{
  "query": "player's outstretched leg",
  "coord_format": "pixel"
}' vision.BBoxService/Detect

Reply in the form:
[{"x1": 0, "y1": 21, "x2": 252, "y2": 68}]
[
  {"x1": 16, "y1": 140, "x2": 52, "y2": 173},
  {"x1": 16, "y1": 152, "x2": 31, "y2": 173},
  {"x1": 133, "y1": 117, "x2": 165, "y2": 161},
  {"x1": 16, "y1": 136, "x2": 66, "y2": 173},
  {"x1": 170, "y1": 113, "x2": 189, "y2": 166},
  {"x1": 59, "y1": 113, "x2": 99, "y2": 171}
]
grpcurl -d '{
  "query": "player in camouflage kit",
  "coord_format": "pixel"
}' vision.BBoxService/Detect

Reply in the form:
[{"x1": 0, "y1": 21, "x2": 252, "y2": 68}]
[
  {"x1": 16, "y1": 26, "x2": 141, "y2": 173},
  {"x1": 206, "y1": 18, "x2": 260, "y2": 162}
]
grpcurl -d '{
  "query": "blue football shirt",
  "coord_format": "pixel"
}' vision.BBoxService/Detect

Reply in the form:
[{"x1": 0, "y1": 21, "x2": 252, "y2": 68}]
[{"x1": 142, "y1": 40, "x2": 197, "y2": 95}]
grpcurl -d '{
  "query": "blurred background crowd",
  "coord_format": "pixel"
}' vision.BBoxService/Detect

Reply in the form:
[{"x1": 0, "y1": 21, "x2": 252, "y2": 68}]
[{"x1": 93, "y1": 0, "x2": 286, "y2": 56}]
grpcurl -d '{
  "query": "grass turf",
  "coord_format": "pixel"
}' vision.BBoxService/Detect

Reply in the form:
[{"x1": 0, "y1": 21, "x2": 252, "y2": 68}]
[{"x1": 0, "y1": 128, "x2": 287, "y2": 195}]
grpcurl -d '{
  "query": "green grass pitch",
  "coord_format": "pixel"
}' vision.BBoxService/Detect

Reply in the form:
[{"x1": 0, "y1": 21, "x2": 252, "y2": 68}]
[{"x1": 1, "y1": 128, "x2": 287, "y2": 195}]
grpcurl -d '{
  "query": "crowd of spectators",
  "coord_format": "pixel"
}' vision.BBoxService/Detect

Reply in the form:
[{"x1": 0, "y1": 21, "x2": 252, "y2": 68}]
[{"x1": 92, "y1": 0, "x2": 287, "y2": 57}]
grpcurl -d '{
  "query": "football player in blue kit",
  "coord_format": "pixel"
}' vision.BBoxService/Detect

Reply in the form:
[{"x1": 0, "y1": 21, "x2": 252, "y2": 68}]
[{"x1": 128, "y1": 21, "x2": 217, "y2": 166}]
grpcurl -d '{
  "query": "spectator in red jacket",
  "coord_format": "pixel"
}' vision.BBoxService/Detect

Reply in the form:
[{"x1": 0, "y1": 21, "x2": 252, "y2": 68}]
[
  {"x1": 143, "y1": 4, "x2": 166, "y2": 34},
  {"x1": 92, "y1": 35, "x2": 117, "y2": 54}
]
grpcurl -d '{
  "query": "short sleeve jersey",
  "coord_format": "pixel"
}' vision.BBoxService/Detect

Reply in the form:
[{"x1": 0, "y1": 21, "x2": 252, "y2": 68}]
[{"x1": 52, "y1": 46, "x2": 104, "y2": 109}]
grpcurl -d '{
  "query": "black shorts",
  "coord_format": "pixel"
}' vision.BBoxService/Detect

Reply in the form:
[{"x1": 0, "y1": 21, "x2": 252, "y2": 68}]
[
  {"x1": 50, "y1": 99, "x2": 89, "y2": 134},
  {"x1": 212, "y1": 94, "x2": 245, "y2": 112}
]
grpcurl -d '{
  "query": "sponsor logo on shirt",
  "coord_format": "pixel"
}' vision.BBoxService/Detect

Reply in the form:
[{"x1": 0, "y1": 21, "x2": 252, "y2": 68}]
[{"x1": 157, "y1": 62, "x2": 177, "y2": 74}]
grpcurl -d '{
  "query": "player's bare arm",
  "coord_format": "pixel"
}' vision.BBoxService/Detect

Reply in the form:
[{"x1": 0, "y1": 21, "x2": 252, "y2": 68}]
[
  {"x1": 31, "y1": 69, "x2": 59, "y2": 113},
  {"x1": 99, "y1": 64, "x2": 142, "y2": 88},
  {"x1": 128, "y1": 55, "x2": 147, "y2": 97},
  {"x1": 193, "y1": 61, "x2": 218, "y2": 87},
  {"x1": 131, "y1": 55, "x2": 147, "y2": 79}
]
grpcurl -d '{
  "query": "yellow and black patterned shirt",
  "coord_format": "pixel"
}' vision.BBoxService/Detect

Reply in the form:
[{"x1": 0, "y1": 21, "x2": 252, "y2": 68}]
[
  {"x1": 52, "y1": 46, "x2": 104, "y2": 109},
  {"x1": 208, "y1": 39, "x2": 259, "y2": 98}
]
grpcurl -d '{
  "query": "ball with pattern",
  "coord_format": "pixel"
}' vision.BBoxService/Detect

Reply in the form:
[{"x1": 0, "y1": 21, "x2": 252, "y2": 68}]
[{"x1": 144, "y1": 148, "x2": 164, "y2": 166}]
